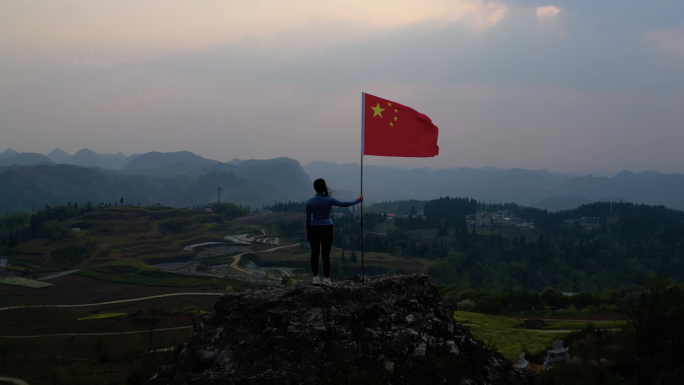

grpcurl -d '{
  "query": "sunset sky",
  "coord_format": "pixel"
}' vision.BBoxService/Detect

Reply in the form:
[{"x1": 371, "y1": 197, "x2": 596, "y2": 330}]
[{"x1": 2, "y1": 0, "x2": 684, "y2": 174}]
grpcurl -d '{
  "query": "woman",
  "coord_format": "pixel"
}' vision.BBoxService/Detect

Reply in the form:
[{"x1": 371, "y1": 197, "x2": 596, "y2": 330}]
[{"x1": 306, "y1": 178, "x2": 363, "y2": 286}]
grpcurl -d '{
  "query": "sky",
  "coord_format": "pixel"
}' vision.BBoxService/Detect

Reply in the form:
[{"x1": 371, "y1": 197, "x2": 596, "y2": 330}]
[{"x1": 1, "y1": 0, "x2": 684, "y2": 175}]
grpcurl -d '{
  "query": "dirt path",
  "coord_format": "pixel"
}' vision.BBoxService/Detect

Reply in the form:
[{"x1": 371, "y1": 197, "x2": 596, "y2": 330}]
[
  {"x1": 230, "y1": 243, "x2": 300, "y2": 275},
  {"x1": 0, "y1": 292, "x2": 222, "y2": 312},
  {"x1": 0, "y1": 378, "x2": 30, "y2": 385},
  {"x1": 2, "y1": 326, "x2": 193, "y2": 339}
]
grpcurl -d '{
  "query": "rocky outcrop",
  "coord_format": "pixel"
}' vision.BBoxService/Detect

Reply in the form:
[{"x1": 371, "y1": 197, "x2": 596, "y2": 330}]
[{"x1": 147, "y1": 274, "x2": 537, "y2": 385}]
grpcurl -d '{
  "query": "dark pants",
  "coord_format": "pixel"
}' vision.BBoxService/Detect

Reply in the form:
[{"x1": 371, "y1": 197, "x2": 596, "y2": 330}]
[{"x1": 309, "y1": 225, "x2": 333, "y2": 278}]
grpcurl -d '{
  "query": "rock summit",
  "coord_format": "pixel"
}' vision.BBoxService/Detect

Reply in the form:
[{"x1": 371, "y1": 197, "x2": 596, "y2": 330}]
[{"x1": 148, "y1": 274, "x2": 536, "y2": 384}]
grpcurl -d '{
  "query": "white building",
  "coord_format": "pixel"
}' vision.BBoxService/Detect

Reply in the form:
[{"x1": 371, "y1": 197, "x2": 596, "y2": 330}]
[{"x1": 543, "y1": 340, "x2": 571, "y2": 371}]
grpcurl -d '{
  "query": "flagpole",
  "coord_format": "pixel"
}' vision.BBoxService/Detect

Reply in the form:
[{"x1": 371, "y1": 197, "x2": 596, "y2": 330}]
[{"x1": 360, "y1": 92, "x2": 365, "y2": 285}]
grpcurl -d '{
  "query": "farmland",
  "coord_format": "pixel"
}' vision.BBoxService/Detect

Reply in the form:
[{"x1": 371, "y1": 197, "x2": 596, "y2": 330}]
[{"x1": 0, "y1": 205, "x2": 650, "y2": 384}]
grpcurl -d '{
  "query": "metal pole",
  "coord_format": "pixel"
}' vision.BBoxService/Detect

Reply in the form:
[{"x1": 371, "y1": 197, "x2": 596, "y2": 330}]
[
  {"x1": 361, "y1": 154, "x2": 364, "y2": 285},
  {"x1": 360, "y1": 92, "x2": 365, "y2": 285}
]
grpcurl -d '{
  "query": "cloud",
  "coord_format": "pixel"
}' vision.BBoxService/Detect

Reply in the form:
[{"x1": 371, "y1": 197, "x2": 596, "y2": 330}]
[
  {"x1": 0, "y1": 0, "x2": 509, "y2": 54},
  {"x1": 535, "y1": 6, "x2": 561, "y2": 19}
]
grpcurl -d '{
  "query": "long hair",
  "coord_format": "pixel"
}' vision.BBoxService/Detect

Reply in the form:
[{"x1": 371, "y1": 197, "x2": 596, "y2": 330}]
[{"x1": 313, "y1": 178, "x2": 333, "y2": 197}]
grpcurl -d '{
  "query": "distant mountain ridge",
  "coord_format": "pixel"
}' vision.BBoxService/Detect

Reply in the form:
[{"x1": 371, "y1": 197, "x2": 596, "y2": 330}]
[
  {"x1": 303, "y1": 161, "x2": 684, "y2": 210},
  {"x1": 0, "y1": 153, "x2": 55, "y2": 167},
  {"x1": 121, "y1": 151, "x2": 220, "y2": 174},
  {"x1": 0, "y1": 163, "x2": 309, "y2": 214},
  {"x1": 64, "y1": 149, "x2": 131, "y2": 170},
  {"x1": 2, "y1": 148, "x2": 683, "y2": 210}
]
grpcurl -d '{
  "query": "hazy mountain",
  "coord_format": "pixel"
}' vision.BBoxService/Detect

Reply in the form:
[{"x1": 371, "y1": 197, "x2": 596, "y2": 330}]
[
  {"x1": 119, "y1": 154, "x2": 311, "y2": 201},
  {"x1": 0, "y1": 153, "x2": 55, "y2": 167},
  {"x1": 304, "y1": 161, "x2": 570, "y2": 204},
  {"x1": 233, "y1": 158, "x2": 312, "y2": 201},
  {"x1": 121, "y1": 151, "x2": 220, "y2": 174},
  {"x1": 531, "y1": 196, "x2": 594, "y2": 212},
  {"x1": 229, "y1": 158, "x2": 243, "y2": 165},
  {"x1": 65, "y1": 149, "x2": 130, "y2": 170},
  {"x1": 171, "y1": 171, "x2": 287, "y2": 208},
  {"x1": 0, "y1": 164, "x2": 305, "y2": 213},
  {"x1": 303, "y1": 162, "x2": 684, "y2": 210},
  {"x1": 0, "y1": 148, "x2": 19, "y2": 160},
  {"x1": 46, "y1": 148, "x2": 71, "y2": 163}
]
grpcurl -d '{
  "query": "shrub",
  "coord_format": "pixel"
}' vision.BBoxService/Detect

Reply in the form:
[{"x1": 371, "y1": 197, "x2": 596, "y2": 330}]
[{"x1": 457, "y1": 299, "x2": 476, "y2": 312}]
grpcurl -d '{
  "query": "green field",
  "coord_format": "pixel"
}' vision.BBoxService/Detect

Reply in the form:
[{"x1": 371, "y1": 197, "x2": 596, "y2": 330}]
[
  {"x1": 453, "y1": 312, "x2": 632, "y2": 365},
  {"x1": 453, "y1": 311, "x2": 562, "y2": 362},
  {"x1": 0, "y1": 277, "x2": 53, "y2": 288}
]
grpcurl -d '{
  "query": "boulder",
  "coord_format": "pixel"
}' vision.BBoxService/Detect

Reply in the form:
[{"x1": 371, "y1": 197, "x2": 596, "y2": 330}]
[{"x1": 147, "y1": 274, "x2": 537, "y2": 385}]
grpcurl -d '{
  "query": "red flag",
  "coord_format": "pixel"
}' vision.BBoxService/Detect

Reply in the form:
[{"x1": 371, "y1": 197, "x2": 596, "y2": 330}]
[{"x1": 362, "y1": 93, "x2": 439, "y2": 157}]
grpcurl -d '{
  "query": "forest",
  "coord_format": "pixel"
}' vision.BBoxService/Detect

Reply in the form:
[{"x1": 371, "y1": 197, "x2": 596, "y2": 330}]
[{"x1": 324, "y1": 198, "x2": 684, "y2": 292}]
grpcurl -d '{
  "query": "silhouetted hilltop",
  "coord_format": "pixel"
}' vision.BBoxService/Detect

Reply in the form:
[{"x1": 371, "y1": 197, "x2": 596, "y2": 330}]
[
  {"x1": 121, "y1": 151, "x2": 220, "y2": 174},
  {"x1": 146, "y1": 274, "x2": 537, "y2": 385},
  {"x1": 46, "y1": 148, "x2": 71, "y2": 163},
  {"x1": 0, "y1": 148, "x2": 19, "y2": 160},
  {"x1": 233, "y1": 158, "x2": 312, "y2": 200},
  {"x1": 64, "y1": 148, "x2": 130, "y2": 170}
]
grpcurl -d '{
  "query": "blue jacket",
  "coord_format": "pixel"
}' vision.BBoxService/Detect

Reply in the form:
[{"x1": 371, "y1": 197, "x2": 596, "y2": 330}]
[{"x1": 306, "y1": 195, "x2": 360, "y2": 234}]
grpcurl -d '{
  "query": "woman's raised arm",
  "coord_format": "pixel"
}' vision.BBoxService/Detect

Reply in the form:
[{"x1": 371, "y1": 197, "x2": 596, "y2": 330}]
[{"x1": 330, "y1": 196, "x2": 363, "y2": 207}]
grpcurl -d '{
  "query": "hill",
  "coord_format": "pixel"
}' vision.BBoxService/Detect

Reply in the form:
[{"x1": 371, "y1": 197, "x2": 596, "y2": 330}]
[
  {"x1": 0, "y1": 153, "x2": 55, "y2": 167},
  {"x1": 146, "y1": 274, "x2": 536, "y2": 385},
  {"x1": 0, "y1": 148, "x2": 19, "y2": 160},
  {"x1": 64, "y1": 148, "x2": 130, "y2": 170},
  {"x1": 233, "y1": 158, "x2": 312, "y2": 201},
  {"x1": 0, "y1": 164, "x2": 308, "y2": 213},
  {"x1": 121, "y1": 151, "x2": 220, "y2": 174},
  {"x1": 122, "y1": 155, "x2": 312, "y2": 201},
  {"x1": 46, "y1": 148, "x2": 71, "y2": 163}
]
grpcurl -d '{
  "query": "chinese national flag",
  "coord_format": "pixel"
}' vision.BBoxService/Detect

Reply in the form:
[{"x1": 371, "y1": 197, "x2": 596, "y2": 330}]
[{"x1": 363, "y1": 93, "x2": 439, "y2": 157}]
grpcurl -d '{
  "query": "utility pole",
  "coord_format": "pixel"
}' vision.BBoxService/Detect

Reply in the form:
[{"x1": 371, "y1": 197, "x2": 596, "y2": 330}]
[{"x1": 216, "y1": 187, "x2": 222, "y2": 205}]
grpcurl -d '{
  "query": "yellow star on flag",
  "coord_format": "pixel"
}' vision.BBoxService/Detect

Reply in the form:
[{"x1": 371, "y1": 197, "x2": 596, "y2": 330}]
[
  {"x1": 371, "y1": 103, "x2": 385, "y2": 118},
  {"x1": 390, "y1": 122, "x2": 394, "y2": 127},
  {"x1": 394, "y1": 116, "x2": 398, "y2": 121}
]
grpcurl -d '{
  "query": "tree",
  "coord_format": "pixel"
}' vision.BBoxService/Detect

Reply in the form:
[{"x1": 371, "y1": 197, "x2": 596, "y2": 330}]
[
  {"x1": 120, "y1": 197, "x2": 124, "y2": 205},
  {"x1": 350, "y1": 250, "x2": 357, "y2": 263},
  {"x1": 623, "y1": 275, "x2": 682, "y2": 385}
]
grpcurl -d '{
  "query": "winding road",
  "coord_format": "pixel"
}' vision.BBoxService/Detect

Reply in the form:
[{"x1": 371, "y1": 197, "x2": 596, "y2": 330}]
[{"x1": 229, "y1": 243, "x2": 300, "y2": 275}]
